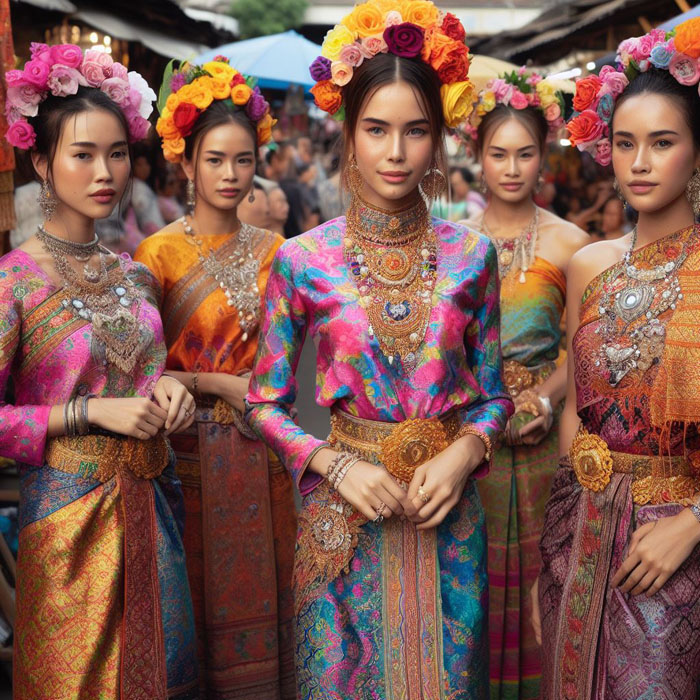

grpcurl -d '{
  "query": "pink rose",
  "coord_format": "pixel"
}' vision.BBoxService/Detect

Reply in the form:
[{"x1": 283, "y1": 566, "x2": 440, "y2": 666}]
[
  {"x1": 489, "y1": 78, "x2": 513, "y2": 105},
  {"x1": 330, "y1": 61, "x2": 353, "y2": 86},
  {"x1": 5, "y1": 70, "x2": 28, "y2": 88},
  {"x1": 23, "y1": 59, "x2": 50, "y2": 89},
  {"x1": 47, "y1": 64, "x2": 84, "y2": 97},
  {"x1": 127, "y1": 87, "x2": 142, "y2": 113},
  {"x1": 598, "y1": 66, "x2": 629, "y2": 98},
  {"x1": 7, "y1": 84, "x2": 43, "y2": 116},
  {"x1": 84, "y1": 50, "x2": 113, "y2": 69},
  {"x1": 50, "y1": 44, "x2": 83, "y2": 69},
  {"x1": 360, "y1": 34, "x2": 388, "y2": 57},
  {"x1": 29, "y1": 42, "x2": 49, "y2": 60},
  {"x1": 385, "y1": 10, "x2": 403, "y2": 26},
  {"x1": 5, "y1": 104, "x2": 22, "y2": 125},
  {"x1": 509, "y1": 90, "x2": 528, "y2": 109},
  {"x1": 109, "y1": 62, "x2": 128, "y2": 81},
  {"x1": 100, "y1": 77, "x2": 130, "y2": 105},
  {"x1": 544, "y1": 102, "x2": 561, "y2": 121},
  {"x1": 81, "y1": 61, "x2": 106, "y2": 87},
  {"x1": 527, "y1": 74, "x2": 542, "y2": 86},
  {"x1": 5, "y1": 119, "x2": 36, "y2": 149},
  {"x1": 669, "y1": 53, "x2": 700, "y2": 86},
  {"x1": 124, "y1": 108, "x2": 150, "y2": 143},
  {"x1": 636, "y1": 34, "x2": 656, "y2": 60},
  {"x1": 648, "y1": 28, "x2": 667, "y2": 44},
  {"x1": 595, "y1": 138, "x2": 612, "y2": 166},
  {"x1": 339, "y1": 42, "x2": 364, "y2": 67}
]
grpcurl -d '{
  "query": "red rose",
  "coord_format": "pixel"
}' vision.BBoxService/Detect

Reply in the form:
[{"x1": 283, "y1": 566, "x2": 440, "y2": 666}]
[
  {"x1": 441, "y1": 13, "x2": 466, "y2": 43},
  {"x1": 230, "y1": 73, "x2": 246, "y2": 87},
  {"x1": 432, "y1": 40, "x2": 470, "y2": 84},
  {"x1": 567, "y1": 110, "x2": 605, "y2": 147},
  {"x1": 173, "y1": 102, "x2": 200, "y2": 137},
  {"x1": 572, "y1": 75, "x2": 602, "y2": 112}
]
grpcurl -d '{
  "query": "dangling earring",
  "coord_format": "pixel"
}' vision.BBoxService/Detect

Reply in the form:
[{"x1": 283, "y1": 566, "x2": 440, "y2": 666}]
[
  {"x1": 347, "y1": 154, "x2": 363, "y2": 198},
  {"x1": 38, "y1": 179, "x2": 56, "y2": 220},
  {"x1": 535, "y1": 173, "x2": 545, "y2": 194},
  {"x1": 186, "y1": 179, "x2": 196, "y2": 212},
  {"x1": 419, "y1": 166, "x2": 447, "y2": 200},
  {"x1": 686, "y1": 167, "x2": 700, "y2": 217},
  {"x1": 613, "y1": 177, "x2": 626, "y2": 207},
  {"x1": 479, "y1": 173, "x2": 488, "y2": 194},
  {"x1": 248, "y1": 189, "x2": 256, "y2": 203}
]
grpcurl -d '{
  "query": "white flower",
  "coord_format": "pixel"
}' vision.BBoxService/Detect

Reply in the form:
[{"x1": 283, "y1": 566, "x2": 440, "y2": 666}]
[{"x1": 127, "y1": 71, "x2": 156, "y2": 120}]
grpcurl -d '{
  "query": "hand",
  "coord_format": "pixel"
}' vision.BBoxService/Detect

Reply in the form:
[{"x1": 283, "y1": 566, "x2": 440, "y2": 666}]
[
  {"x1": 404, "y1": 435, "x2": 483, "y2": 530},
  {"x1": 611, "y1": 509, "x2": 700, "y2": 597},
  {"x1": 208, "y1": 373, "x2": 249, "y2": 413},
  {"x1": 335, "y1": 460, "x2": 409, "y2": 522},
  {"x1": 517, "y1": 415, "x2": 550, "y2": 446},
  {"x1": 531, "y1": 577, "x2": 542, "y2": 646},
  {"x1": 153, "y1": 375, "x2": 196, "y2": 436},
  {"x1": 88, "y1": 397, "x2": 168, "y2": 440}
]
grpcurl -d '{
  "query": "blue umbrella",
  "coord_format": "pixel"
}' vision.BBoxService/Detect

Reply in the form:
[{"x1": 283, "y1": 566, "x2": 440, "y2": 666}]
[
  {"x1": 196, "y1": 30, "x2": 322, "y2": 91},
  {"x1": 658, "y1": 5, "x2": 700, "y2": 30}
]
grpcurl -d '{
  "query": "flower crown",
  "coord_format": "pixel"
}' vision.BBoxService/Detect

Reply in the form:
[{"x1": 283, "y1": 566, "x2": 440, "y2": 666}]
[
  {"x1": 4, "y1": 43, "x2": 155, "y2": 151},
  {"x1": 459, "y1": 68, "x2": 566, "y2": 144},
  {"x1": 155, "y1": 57, "x2": 275, "y2": 163},
  {"x1": 309, "y1": 0, "x2": 475, "y2": 128},
  {"x1": 567, "y1": 18, "x2": 700, "y2": 166}
]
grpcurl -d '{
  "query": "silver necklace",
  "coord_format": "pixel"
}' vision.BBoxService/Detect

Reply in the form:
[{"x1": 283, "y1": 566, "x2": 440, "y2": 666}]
[
  {"x1": 182, "y1": 216, "x2": 262, "y2": 342},
  {"x1": 481, "y1": 207, "x2": 539, "y2": 283}
]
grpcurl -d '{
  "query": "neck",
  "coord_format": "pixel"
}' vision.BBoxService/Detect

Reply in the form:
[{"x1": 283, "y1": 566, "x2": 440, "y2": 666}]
[
  {"x1": 191, "y1": 200, "x2": 241, "y2": 236},
  {"x1": 484, "y1": 195, "x2": 536, "y2": 236},
  {"x1": 359, "y1": 184, "x2": 422, "y2": 212},
  {"x1": 634, "y1": 194, "x2": 695, "y2": 248},
  {"x1": 42, "y1": 205, "x2": 96, "y2": 244}
]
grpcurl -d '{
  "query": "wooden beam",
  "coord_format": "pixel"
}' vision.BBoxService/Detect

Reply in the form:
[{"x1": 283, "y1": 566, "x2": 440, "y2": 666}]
[
  {"x1": 638, "y1": 16, "x2": 653, "y2": 33},
  {"x1": 675, "y1": 0, "x2": 691, "y2": 12}
]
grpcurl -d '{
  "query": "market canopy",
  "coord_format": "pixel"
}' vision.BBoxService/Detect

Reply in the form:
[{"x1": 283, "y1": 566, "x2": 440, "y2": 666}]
[{"x1": 196, "y1": 30, "x2": 322, "y2": 90}]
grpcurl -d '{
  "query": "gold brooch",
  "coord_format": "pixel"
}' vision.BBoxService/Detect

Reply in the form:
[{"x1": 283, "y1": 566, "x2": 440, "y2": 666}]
[
  {"x1": 379, "y1": 418, "x2": 449, "y2": 483},
  {"x1": 569, "y1": 427, "x2": 613, "y2": 493}
]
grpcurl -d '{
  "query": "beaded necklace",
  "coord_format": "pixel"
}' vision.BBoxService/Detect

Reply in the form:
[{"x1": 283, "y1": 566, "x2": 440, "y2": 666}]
[
  {"x1": 481, "y1": 207, "x2": 539, "y2": 283},
  {"x1": 344, "y1": 196, "x2": 437, "y2": 373},
  {"x1": 182, "y1": 216, "x2": 261, "y2": 342}
]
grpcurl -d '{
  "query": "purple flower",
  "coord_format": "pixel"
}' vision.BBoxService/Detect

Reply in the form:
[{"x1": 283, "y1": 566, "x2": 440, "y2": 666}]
[
  {"x1": 246, "y1": 92, "x2": 268, "y2": 121},
  {"x1": 309, "y1": 55, "x2": 332, "y2": 82},
  {"x1": 171, "y1": 72, "x2": 187, "y2": 92},
  {"x1": 383, "y1": 22, "x2": 424, "y2": 58}
]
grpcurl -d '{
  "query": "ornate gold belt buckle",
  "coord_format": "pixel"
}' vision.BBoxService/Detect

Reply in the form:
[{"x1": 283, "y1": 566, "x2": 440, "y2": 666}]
[
  {"x1": 379, "y1": 418, "x2": 449, "y2": 483},
  {"x1": 569, "y1": 427, "x2": 613, "y2": 493}
]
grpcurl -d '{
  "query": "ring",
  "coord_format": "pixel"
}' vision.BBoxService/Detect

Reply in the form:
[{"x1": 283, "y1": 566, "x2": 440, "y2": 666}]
[
  {"x1": 184, "y1": 407, "x2": 192, "y2": 417},
  {"x1": 373, "y1": 502, "x2": 386, "y2": 523},
  {"x1": 417, "y1": 486, "x2": 431, "y2": 504}
]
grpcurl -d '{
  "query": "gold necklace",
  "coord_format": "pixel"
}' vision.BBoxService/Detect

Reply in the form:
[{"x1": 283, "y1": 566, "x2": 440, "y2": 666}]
[
  {"x1": 481, "y1": 207, "x2": 539, "y2": 283},
  {"x1": 344, "y1": 196, "x2": 437, "y2": 373}
]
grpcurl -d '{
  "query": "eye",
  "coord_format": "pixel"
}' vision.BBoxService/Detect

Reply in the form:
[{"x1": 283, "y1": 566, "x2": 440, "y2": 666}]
[
  {"x1": 520, "y1": 152, "x2": 534, "y2": 159},
  {"x1": 238, "y1": 156, "x2": 254, "y2": 165},
  {"x1": 490, "y1": 152, "x2": 504, "y2": 159},
  {"x1": 615, "y1": 140, "x2": 633, "y2": 149},
  {"x1": 655, "y1": 139, "x2": 673, "y2": 148},
  {"x1": 367, "y1": 126, "x2": 384, "y2": 136},
  {"x1": 74, "y1": 152, "x2": 91, "y2": 160},
  {"x1": 207, "y1": 157, "x2": 221, "y2": 165},
  {"x1": 112, "y1": 150, "x2": 127, "y2": 159},
  {"x1": 408, "y1": 127, "x2": 427, "y2": 137}
]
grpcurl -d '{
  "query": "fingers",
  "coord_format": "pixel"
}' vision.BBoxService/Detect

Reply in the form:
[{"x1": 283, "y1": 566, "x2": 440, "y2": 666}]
[
  {"x1": 165, "y1": 397, "x2": 196, "y2": 436},
  {"x1": 519, "y1": 416, "x2": 546, "y2": 437},
  {"x1": 618, "y1": 560, "x2": 646, "y2": 594},
  {"x1": 374, "y1": 483, "x2": 404, "y2": 517},
  {"x1": 627, "y1": 521, "x2": 655, "y2": 557},
  {"x1": 611, "y1": 551, "x2": 640, "y2": 588},
  {"x1": 645, "y1": 572, "x2": 670, "y2": 598},
  {"x1": 152, "y1": 380, "x2": 169, "y2": 411},
  {"x1": 164, "y1": 385, "x2": 188, "y2": 431},
  {"x1": 629, "y1": 569, "x2": 659, "y2": 597},
  {"x1": 416, "y1": 498, "x2": 457, "y2": 530}
]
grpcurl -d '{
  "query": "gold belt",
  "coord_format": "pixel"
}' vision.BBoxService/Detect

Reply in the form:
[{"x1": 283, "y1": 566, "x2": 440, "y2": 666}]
[
  {"x1": 569, "y1": 427, "x2": 700, "y2": 505},
  {"x1": 45, "y1": 433, "x2": 170, "y2": 482},
  {"x1": 503, "y1": 359, "x2": 554, "y2": 398},
  {"x1": 329, "y1": 409, "x2": 464, "y2": 483}
]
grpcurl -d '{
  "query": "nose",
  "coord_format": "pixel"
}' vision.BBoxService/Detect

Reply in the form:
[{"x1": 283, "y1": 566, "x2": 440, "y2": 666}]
[
  {"x1": 506, "y1": 156, "x2": 520, "y2": 177},
  {"x1": 94, "y1": 154, "x2": 114, "y2": 183},
  {"x1": 631, "y1": 146, "x2": 651, "y2": 174},
  {"x1": 223, "y1": 160, "x2": 238, "y2": 182},
  {"x1": 387, "y1": 130, "x2": 406, "y2": 164}
]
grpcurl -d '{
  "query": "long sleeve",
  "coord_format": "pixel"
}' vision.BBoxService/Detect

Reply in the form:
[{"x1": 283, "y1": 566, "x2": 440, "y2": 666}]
[
  {"x1": 245, "y1": 244, "x2": 328, "y2": 493},
  {"x1": 0, "y1": 279, "x2": 51, "y2": 465},
  {"x1": 462, "y1": 240, "x2": 513, "y2": 475}
]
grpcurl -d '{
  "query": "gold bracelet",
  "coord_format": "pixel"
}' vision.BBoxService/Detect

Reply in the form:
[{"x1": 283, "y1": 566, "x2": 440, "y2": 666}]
[{"x1": 456, "y1": 423, "x2": 493, "y2": 462}]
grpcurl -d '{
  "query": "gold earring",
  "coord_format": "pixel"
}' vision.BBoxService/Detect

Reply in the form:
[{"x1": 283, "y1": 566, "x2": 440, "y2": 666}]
[
  {"x1": 38, "y1": 180, "x2": 56, "y2": 219},
  {"x1": 686, "y1": 168, "x2": 700, "y2": 216},
  {"x1": 186, "y1": 179, "x2": 196, "y2": 211},
  {"x1": 479, "y1": 173, "x2": 488, "y2": 194},
  {"x1": 347, "y1": 154, "x2": 363, "y2": 198},
  {"x1": 248, "y1": 189, "x2": 255, "y2": 203},
  {"x1": 420, "y1": 167, "x2": 447, "y2": 200}
]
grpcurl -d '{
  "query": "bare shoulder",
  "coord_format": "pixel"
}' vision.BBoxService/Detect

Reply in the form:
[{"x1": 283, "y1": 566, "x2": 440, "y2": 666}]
[
  {"x1": 568, "y1": 238, "x2": 627, "y2": 298},
  {"x1": 537, "y1": 209, "x2": 591, "y2": 272}
]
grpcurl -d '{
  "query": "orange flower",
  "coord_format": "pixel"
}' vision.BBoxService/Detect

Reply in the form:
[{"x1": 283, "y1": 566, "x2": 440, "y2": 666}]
[
  {"x1": 231, "y1": 83, "x2": 254, "y2": 105},
  {"x1": 210, "y1": 77, "x2": 231, "y2": 100},
  {"x1": 310, "y1": 79, "x2": 343, "y2": 115},
  {"x1": 163, "y1": 136, "x2": 185, "y2": 162},
  {"x1": 185, "y1": 77, "x2": 214, "y2": 110},
  {"x1": 400, "y1": 0, "x2": 439, "y2": 29},
  {"x1": 429, "y1": 36, "x2": 469, "y2": 84},
  {"x1": 165, "y1": 93, "x2": 180, "y2": 113},
  {"x1": 156, "y1": 116, "x2": 180, "y2": 141},
  {"x1": 257, "y1": 112, "x2": 275, "y2": 145},
  {"x1": 343, "y1": 3, "x2": 385, "y2": 37},
  {"x1": 572, "y1": 75, "x2": 602, "y2": 112},
  {"x1": 421, "y1": 27, "x2": 450, "y2": 62},
  {"x1": 674, "y1": 18, "x2": 700, "y2": 59}
]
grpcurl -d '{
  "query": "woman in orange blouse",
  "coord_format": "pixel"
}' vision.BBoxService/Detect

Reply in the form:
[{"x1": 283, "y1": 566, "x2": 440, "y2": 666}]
[{"x1": 134, "y1": 59, "x2": 296, "y2": 699}]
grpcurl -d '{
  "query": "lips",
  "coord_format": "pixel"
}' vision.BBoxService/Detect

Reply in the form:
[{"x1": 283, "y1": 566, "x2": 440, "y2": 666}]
[
  {"x1": 217, "y1": 189, "x2": 241, "y2": 198},
  {"x1": 90, "y1": 188, "x2": 116, "y2": 203},
  {"x1": 627, "y1": 181, "x2": 657, "y2": 194},
  {"x1": 500, "y1": 182, "x2": 524, "y2": 191},
  {"x1": 378, "y1": 171, "x2": 410, "y2": 183}
]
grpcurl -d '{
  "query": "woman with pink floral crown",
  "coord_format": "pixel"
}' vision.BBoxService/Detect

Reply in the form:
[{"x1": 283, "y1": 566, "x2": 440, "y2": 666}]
[
  {"x1": 245, "y1": 1, "x2": 513, "y2": 697},
  {"x1": 134, "y1": 58, "x2": 296, "y2": 699},
  {"x1": 1, "y1": 44, "x2": 198, "y2": 697},
  {"x1": 533, "y1": 19, "x2": 700, "y2": 699},
  {"x1": 458, "y1": 70, "x2": 589, "y2": 700}
]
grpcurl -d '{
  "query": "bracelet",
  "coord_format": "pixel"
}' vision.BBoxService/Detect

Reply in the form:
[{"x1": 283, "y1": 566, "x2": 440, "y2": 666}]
[
  {"x1": 456, "y1": 423, "x2": 493, "y2": 462},
  {"x1": 192, "y1": 372, "x2": 200, "y2": 397},
  {"x1": 333, "y1": 456, "x2": 360, "y2": 490},
  {"x1": 63, "y1": 399, "x2": 71, "y2": 437},
  {"x1": 689, "y1": 494, "x2": 700, "y2": 525},
  {"x1": 326, "y1": 451, "x2": 360, "y2": 490},
  {"x1": 76, "y1": 393, "x2": 96, "y2": 436},
  {"x1": 66, "y1": 397, "x2": 77, "y2": 437}
]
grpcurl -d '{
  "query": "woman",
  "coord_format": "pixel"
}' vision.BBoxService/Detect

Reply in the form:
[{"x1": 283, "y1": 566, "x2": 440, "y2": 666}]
[
  {"x1": 267, "y1": 184, "x2": 291, "y2": 237},
  {"x1": 534, "y1": 23, "x2": 700, "y2": 698},
  {"x1": 156, "y1": 163, "x2": 186, "y2": 224},
  {"x1": 1, "y1": 44, "x2": 198, "y2": 697},
  {"x1": 460, "y1": 69, "x2": 588, "y2": 700},
  {"x1": 246, "y1": 2, "x2": 512, "y2": 697},
  {"x1": 134, "y1": 58, "x2": 296, "y2": 699}
]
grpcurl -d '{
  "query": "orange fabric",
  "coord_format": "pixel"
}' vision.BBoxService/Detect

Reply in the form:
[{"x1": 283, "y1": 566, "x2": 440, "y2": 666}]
[{"x1": 134, "y1": 222, "x2": 284, "y2": 373}]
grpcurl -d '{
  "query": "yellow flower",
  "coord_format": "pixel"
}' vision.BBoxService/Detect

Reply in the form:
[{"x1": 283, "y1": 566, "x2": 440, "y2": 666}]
[
  {"x1": 321, "y1": 25, "x2": 356, "y2": 60},
  {"x1": 231, "y1": 83, "x2": 253, "y2": 105},
  {"x1": 257, "y1": 112, "x2": 275, "y2": 145},
  {"x1": 163, "y1": 136, "x2": 185, "y2": 162},
  {"x1": 210, "y1": 77, "x2": 231, "y2": 100},
  {"x1": 343, "y1": 3, "x2": 385, "y2": 37},
  {"x1": 536, "y1": 80, "x2": 557, "y2": 107},
  {"x1": 156, "y1": 116, "x2": 180, "y2": 141},
  {"x1": 165, "y1": 93, "x2": 180, "y2": 113},
  {"x1": 188, "y1": 76, "x2": 215, "y2": 110},
  {"x1": 203, "y1": 61, "x2": 236, "y2": 84},
  {"x1": 368, "y1": 0, "x2": 400, "y2": 13},
  {"x1": 400, "y1": 0, "x2": 439, "y2": 29},
  {"x1": 441, "y1": 80, "x2": 475, "y2": 128},
  {"x1": 476, "y1": 90, "x2": 495, "y2": 116}
]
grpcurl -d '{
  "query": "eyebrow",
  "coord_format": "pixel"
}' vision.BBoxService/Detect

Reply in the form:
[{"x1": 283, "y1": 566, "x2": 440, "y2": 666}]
[
  {"x1": 70, "y1": 141, "x2": 128, "y2": 148},
  {"x1": 488, "y1": 144, "x2": 536, "y2": 152},
  {"x1": 204, "y1": 149, "x2": 255, "y2": 156},
  {"x1": 360, "y1": 117, "x2": 430, "y2": 127},
  {"x1": 613, "y1": 130, "x2": 679, "y2": 138}
]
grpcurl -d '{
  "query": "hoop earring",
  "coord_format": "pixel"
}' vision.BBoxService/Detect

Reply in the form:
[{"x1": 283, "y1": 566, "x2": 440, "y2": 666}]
[
  {"x1": 613, "y1": 177, "x2": 626, "y2": 207},
  {"x1": 38, "y1": 179, "x2": 56, "y2": 220},
  {"x1": 419, "y1": 166, "x2": 447, "y2": 200},
  {"x1": 186, "y1": 179, "x2": 196, "y2": 212},
  {"x1": 686, "y1": 167, "x2": 700, "y2": 217},
  {"x1": 248, "y1": 189, "x2": 256, "y2": 203},
  {"x1": 347, "y1": 154, "x2": 363, "y2": 198}
]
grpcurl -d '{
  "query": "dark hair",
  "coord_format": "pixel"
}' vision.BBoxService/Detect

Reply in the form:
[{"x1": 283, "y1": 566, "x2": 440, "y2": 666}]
[
  {"x1": 450, "y1": 166, "x2": 473, "y2": 184},
  {"x1": 29, "y1": 86, "x2": 131, "y2": 184},
  {"x1": 613, "y1": 67, "x2": 700, "y2": 150},
  {"x1": 477, "y1": 104, "x2": 548, "y2": 155},
  {"x1": 340, "y1": 53, "x2": 447, "y2": 192}
]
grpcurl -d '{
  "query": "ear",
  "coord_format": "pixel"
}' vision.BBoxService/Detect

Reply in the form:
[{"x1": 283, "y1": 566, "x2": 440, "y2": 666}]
[
  {"x1": 31, "y1": 151, "x2": 48, "y2": 182},
  {"x1": 180, "y1": 158, "x2": 195, "y2": 183}
]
